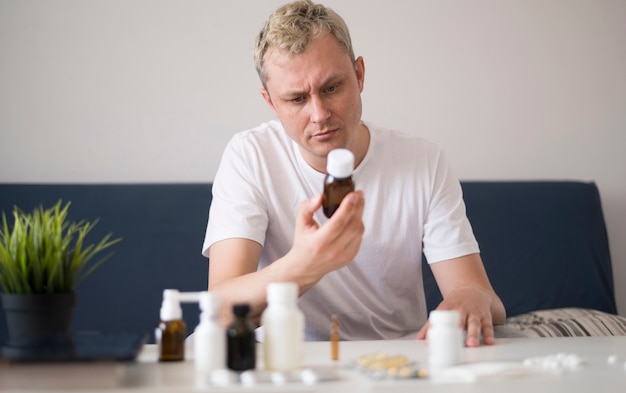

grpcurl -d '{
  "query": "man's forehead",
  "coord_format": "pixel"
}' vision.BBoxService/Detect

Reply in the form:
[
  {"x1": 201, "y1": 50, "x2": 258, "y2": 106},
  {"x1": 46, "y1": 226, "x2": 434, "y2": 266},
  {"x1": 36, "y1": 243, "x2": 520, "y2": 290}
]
[
  {"x1": 262, "y1": 38, "x2": 351, "y2": 84},
  {"x1": 263, "y1": 34, "x2": 348, "y2": 67}
]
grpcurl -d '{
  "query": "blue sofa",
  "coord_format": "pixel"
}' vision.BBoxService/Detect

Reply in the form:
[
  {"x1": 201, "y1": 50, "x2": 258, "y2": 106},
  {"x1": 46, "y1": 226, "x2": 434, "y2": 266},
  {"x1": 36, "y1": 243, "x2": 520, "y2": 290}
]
[{"x1": 0, "y1": 181, "x2": 622, "y2": 345}]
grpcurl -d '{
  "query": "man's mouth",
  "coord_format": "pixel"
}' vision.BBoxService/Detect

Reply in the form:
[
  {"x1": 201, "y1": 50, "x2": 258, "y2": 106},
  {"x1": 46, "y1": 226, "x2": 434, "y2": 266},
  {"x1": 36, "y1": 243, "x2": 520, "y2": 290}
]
[{"x1": 312, "y1": 128, "x2": 338, "y2": 140}]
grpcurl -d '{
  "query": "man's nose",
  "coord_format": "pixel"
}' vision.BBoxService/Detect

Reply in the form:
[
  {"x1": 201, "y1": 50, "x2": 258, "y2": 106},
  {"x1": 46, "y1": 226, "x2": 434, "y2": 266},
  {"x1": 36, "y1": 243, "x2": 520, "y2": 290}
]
[{"x1": 309, "y1": 96, "x2": 331, "y2": 124}]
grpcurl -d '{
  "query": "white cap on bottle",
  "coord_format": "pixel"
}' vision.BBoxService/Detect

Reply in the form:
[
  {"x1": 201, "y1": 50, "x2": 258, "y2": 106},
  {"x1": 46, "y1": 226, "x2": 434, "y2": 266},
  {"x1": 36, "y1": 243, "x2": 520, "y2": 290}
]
[
  {"x1": 160, "y1": 289, "x2": 183, "y2": 321},
  {"x1": 429, "y1": 310, "x2": 461, "y2": 326},
  {"x1": 267, "y1": 282, "x2": 298, "y2": 305},
  {"x1": 326, "y1": 148, "x2": 354, "y2": 178}
]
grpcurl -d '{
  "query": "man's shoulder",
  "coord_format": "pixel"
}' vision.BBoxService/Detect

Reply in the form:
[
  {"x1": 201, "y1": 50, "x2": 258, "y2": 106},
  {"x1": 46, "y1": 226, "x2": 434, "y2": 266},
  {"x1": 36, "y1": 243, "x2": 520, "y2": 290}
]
[
  {"x1": 366, "y1": 122, "x2": 441, "y2": 153},
  {"x1": 227, "y1": 120, "x2": 291, "y2": 152},
  {"x1": 235, "y1": 120, "x2": 284, "y2": 140}
]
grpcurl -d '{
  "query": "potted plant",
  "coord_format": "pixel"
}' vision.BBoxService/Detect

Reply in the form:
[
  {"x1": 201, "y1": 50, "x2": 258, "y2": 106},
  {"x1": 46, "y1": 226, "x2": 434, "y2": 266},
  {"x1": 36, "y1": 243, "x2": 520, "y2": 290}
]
[{"x1": 0, "y1": 200, "x2": 121, "y2": 359}]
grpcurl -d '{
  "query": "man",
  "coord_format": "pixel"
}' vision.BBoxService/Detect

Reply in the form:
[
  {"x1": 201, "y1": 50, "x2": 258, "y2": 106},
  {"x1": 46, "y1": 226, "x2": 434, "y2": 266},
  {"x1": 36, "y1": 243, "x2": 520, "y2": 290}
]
[{"x1": 203, "y1": 0, "x2": 505, "y2": 346}]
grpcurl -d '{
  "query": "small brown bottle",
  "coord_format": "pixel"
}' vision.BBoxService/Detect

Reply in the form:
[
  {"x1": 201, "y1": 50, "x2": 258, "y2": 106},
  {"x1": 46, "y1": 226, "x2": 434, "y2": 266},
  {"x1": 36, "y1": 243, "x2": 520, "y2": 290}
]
[
  {"x1": 227, "y1": 303, "x2": 256, "y2": 371},
  {"x1": 323, "y1": 148, "x2": 355, "y2": 218},
  {"x1": 156, "y1": 289, "x2": 186, "y2": 361}
]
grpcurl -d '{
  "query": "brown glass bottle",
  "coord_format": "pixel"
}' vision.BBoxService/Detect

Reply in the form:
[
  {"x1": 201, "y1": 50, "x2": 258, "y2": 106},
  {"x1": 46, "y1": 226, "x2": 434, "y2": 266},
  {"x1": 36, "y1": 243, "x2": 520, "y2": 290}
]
[
  {"x1": 323, "y1": 148, "x2": 355, "y2": 218},
  {"x1": 323, "y1": 175, "x2": 355, "y2": 218},
  {"x1": 156, "y1": 289, "x2": 186, "y2": 362},
  {"x1": 227, "y1": 303, "x2": 256, "y2": 371},
  {"x1": 157, "y1": 319, "x2": 186, "y2": 361}
]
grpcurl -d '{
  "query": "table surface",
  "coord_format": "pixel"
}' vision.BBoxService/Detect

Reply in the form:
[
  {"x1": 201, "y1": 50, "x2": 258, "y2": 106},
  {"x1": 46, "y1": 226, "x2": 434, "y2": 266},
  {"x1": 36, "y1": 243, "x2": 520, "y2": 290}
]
[{"x1": 2, "y1": 336, "x2": 626, "y2": 392}]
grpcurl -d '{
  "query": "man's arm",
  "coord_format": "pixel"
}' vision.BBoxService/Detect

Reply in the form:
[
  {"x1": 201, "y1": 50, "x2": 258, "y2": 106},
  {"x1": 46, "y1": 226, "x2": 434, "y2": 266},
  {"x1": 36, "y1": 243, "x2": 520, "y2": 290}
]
[
  {"x1": 416, "y1": 253, "x2": 506, "y2": 347},
  {"x1": 208, "y1": 191, "x2": 365, "y2": 326}
]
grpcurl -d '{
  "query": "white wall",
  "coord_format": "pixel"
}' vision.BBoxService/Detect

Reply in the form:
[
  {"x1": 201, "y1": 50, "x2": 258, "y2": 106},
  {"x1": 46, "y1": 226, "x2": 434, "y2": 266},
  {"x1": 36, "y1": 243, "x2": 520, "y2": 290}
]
[{"x1": 1, "y1": 0, "x2": 625, "y2": 315}]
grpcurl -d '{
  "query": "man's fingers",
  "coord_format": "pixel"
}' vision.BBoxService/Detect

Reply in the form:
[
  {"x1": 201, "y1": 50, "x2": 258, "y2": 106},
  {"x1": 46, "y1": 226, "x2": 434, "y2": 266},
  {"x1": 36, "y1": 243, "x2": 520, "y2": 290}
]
[{"x1": 464, "y1": 313, "x2": 495, "y2": 347}]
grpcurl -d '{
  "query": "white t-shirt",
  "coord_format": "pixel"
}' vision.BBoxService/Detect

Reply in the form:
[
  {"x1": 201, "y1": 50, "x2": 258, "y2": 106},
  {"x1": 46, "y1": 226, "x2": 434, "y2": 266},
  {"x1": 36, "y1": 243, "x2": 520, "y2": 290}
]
[{"x1": 203, "y1": 120, "x2": 479, "y2": 340}]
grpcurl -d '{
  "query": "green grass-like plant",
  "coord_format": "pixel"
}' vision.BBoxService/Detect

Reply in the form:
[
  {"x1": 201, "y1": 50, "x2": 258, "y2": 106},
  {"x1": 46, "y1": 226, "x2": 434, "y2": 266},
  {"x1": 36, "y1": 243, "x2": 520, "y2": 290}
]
[{"x1": 0, "y1": 200, "x2": 122, "y2": 294}]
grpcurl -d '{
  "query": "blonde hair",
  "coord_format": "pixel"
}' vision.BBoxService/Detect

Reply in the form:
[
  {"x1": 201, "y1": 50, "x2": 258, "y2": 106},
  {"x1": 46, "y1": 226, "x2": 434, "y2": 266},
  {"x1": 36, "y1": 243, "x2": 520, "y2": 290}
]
[{"x1": 254, "y1": 0, "x2": 355, "y2": 83}]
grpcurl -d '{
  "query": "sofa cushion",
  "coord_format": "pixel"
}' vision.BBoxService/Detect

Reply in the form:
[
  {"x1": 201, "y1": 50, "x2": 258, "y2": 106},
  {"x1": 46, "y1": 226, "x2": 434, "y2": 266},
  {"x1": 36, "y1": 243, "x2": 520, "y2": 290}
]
[{"x1": 506, "y1": 308, "x2": 626, "y2": 338}]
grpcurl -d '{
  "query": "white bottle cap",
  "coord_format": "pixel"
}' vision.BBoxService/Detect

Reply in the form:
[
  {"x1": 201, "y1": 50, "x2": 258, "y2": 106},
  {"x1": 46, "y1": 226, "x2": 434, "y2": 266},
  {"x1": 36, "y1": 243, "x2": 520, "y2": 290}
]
[
  {"x1": 326, "y1": 149, "x2": 354, "y2": 178},
  {"x1": 199, "y1": 291, "x2": 220, "y2": 316},
  {"x1": 160, "y1": 289, "x2": 183, "y2": 321},
  {"x1": 267, "y1": 282, "x2": 298, "y2": 305},
  {"x1": 429, "y1": 310, "x2": 461, "y2": 326}
]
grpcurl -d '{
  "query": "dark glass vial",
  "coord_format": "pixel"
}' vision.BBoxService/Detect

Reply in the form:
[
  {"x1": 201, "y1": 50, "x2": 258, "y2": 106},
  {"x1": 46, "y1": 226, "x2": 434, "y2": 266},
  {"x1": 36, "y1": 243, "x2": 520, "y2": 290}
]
[{"x1": 227, "y1": 303, "x2": 256, "y2": 371}]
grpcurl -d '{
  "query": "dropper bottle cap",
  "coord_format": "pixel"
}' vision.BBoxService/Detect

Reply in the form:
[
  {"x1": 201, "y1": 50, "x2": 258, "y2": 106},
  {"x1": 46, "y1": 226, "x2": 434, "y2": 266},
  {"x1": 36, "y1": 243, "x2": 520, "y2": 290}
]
[
  {"x1": 160, "y1": 289, "x2": 182, "y2": 321},
  {"x1": 199, "y1": 291, "x2": 220, "y2": 317},
  {"x1": 326, "y1": 149, "x2": 354, "y2": 178}
]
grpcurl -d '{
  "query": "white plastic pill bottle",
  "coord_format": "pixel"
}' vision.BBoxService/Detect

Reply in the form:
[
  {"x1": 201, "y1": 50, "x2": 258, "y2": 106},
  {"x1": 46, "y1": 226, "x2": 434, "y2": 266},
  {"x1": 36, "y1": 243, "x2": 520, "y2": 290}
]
[
  {"x1": 261, "y1": 282, "x2": 304, "y2": 371},
  {"x1": 428, "y1": 310, "x2": 464, "y2": 368}
]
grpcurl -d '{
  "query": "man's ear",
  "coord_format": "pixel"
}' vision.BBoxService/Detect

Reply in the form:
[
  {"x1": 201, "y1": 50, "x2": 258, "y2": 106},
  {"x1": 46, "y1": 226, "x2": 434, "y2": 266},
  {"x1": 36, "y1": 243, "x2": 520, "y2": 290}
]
[
  {"x1": 260, "y1": 88, "x2": 277, "y2": 115},
  {"x1": 355, "y1": 56, "x2": 365, "y2": 93}
]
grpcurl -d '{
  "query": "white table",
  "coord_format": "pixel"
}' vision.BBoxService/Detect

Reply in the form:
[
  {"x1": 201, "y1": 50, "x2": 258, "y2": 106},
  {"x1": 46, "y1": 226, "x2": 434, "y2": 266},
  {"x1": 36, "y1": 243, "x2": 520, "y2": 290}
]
[{"x1": 2, "y1": 336, "x2": 626, "y2": 392}]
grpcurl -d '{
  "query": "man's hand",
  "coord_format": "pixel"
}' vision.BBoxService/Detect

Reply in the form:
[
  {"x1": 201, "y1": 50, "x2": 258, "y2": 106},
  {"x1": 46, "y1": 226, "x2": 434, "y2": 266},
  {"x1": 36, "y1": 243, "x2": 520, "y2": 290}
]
[
  {"x1": 286, "y1": 190, "x2": 365, "y2": 288},
  {"x1": 416, "y1": 254, "x2": 506, "y2": 347},
  {"x1": 416, "y1": 286, "x2": 499, "y2": 346}
]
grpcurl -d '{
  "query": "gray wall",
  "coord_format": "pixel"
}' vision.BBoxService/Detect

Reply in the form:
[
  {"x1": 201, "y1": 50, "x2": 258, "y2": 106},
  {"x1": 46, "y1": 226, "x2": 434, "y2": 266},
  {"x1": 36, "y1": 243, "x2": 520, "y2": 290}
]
[{"x1": 2, "y1": 0, "x2": 625, "y2": 315}]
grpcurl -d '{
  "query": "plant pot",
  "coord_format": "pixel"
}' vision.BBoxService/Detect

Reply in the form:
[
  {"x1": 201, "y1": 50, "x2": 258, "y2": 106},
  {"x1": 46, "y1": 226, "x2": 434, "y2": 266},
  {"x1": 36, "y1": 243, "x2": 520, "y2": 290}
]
[{"x1": 1, "y1": 292, "x2": 77, "y2": 360}]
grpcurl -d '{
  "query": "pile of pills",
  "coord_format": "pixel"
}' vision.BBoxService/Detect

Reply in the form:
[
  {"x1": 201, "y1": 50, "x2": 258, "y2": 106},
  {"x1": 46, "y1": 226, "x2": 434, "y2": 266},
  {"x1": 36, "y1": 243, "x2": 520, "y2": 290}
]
[
  {"x1": 522, "y1": 353, "x2": 586, "y2": 373},
  {"x1": 355, "y1": 352, "x2": 428, "y2": 380}
]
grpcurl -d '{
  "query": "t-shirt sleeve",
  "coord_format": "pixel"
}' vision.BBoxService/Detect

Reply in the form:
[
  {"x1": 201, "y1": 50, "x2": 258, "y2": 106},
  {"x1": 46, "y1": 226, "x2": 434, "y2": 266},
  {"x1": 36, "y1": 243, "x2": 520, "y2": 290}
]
[
  {"x1": 421, "y1": 149, "x2": 479, "y2": 263},
  {"x1": 202, "y1": 135, "x2": 268, "y2": 257}
]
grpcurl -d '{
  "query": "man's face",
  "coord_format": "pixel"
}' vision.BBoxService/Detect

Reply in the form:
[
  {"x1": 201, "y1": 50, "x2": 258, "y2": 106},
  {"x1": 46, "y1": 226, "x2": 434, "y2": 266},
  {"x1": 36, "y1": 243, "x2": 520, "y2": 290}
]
[{"x1": 260, "y1": 34, "x2": 365, "y2": 171}]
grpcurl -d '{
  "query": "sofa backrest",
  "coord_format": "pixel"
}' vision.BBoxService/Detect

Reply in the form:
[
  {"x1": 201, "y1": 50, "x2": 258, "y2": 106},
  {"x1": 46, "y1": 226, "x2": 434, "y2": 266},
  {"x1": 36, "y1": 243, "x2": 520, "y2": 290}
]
[
  {"x1": 423, "y1": 181, "x2": 616, "y2": 317},
  {"x1": 0, "y1": 181, "x2": 616, "y2": 346}
]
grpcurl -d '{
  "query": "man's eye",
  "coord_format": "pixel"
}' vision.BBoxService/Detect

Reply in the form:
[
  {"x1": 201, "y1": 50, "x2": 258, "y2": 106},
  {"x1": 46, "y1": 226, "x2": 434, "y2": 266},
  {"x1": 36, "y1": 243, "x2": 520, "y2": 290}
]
[
  {"x1": 325, "y1": 84, "x2": 338, "y2": 93},
  {"x1": 291, "y1": 97, "x2": 304, "y2": 104}
]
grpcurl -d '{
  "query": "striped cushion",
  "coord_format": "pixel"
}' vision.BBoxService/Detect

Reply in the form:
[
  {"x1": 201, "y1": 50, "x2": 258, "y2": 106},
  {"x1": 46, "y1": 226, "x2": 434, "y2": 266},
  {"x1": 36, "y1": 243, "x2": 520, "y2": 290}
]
[{"x1": 505, "y1": 308, "x2": 626, "y2": 338}]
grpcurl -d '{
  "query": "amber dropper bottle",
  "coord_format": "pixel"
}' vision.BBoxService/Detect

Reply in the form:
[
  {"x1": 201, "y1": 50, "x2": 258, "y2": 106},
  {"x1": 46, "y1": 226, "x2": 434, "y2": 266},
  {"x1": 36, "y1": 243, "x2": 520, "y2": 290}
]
[
  {"x1": 156, "y1": 289, "x2": 187, "y2": 361},
  {"x1": 323, "y1": 148, "x2": 355, "y2": 218}
]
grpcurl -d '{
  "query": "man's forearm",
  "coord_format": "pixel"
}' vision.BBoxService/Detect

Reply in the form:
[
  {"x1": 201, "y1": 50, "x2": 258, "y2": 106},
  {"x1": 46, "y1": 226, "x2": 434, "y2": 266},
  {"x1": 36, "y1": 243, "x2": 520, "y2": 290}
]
[{"x1": 210, "y1": 253, "x2": 322, "y2": 326}]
